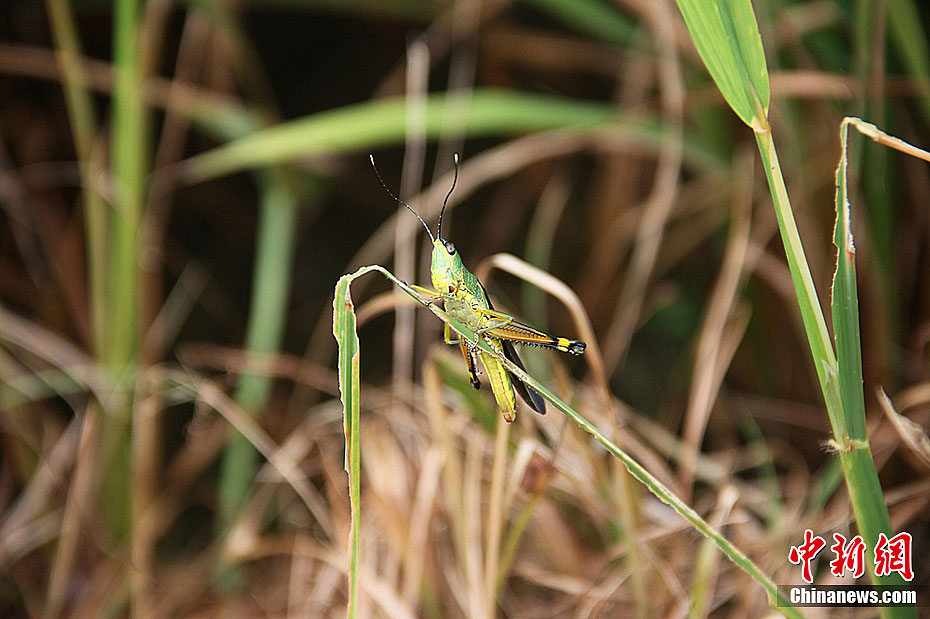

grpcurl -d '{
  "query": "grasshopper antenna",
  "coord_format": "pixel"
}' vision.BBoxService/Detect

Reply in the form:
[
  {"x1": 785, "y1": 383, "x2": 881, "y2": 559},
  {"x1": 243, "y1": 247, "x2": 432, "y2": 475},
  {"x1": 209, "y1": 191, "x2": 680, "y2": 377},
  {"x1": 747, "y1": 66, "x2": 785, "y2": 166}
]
[
  {"x1": 437, "y1": 153, "x2": 459, "y2": 241},
  {"x1": 369, "y1": 154, "x2": 435, "y2": 243}
]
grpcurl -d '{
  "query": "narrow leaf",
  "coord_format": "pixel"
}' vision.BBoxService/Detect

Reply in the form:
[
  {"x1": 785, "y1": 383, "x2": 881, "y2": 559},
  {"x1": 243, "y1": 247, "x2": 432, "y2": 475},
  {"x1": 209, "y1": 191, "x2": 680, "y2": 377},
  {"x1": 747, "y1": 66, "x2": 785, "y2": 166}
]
[
  {"x1": 833, "y1": 118, "x2": 867, "y2": 442},
  {"x1": 675, "y1": 0, "x2": 770, "y2": 128},
  {"x1": 180, "y1": 89, "x2": 617, "y2": 183}
]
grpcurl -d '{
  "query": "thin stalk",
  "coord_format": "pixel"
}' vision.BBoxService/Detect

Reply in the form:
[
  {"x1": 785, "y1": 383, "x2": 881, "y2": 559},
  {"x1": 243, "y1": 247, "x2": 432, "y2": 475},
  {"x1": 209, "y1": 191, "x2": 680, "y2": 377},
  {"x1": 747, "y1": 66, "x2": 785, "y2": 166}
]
[
  {"x1": 753, "y1": 128, "x2": 846, "y2": 440},
  {"x1": 483, "y1": 417, "x2": 510, "y2": 616},
  {"x1": 103, "y1": 0, "x2": 147, "y2": 543},
  {"x1": 109, "y1": 0, "x2": 146, "y2": 372},
  {"x1": 44, "y1": 0, "x2": 107, "y2": 359}
]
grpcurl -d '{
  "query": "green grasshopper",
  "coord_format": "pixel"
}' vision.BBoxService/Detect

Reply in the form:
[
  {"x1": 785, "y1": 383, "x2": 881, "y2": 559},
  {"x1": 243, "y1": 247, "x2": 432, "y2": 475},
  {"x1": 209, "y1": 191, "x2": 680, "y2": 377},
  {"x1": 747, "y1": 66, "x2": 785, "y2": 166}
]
[{"x1": 371, "y1": 154, "x2": 586, "y2": 422}]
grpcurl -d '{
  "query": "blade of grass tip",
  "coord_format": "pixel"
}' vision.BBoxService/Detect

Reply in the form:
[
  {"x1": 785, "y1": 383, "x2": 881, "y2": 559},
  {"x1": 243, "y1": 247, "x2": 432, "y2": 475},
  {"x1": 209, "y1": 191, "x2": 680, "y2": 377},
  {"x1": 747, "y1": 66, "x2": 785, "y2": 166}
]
[
  {"x1": 833, "y1": 119, "x2": 868, "y2": 444},
  {"x1": 329, "y1": 265, "x2": 497, "y2": 616},
  {"x1": 334, "y1": 268, "x2": 368, "y2": 619},
  {"x1": 834, "y1": 119, "x2": 914, "y2": 610},
  {"x1": 333, "y1": 265, "x2": 412, "y2": 617},
  {"x1": 675, "y1": 0, "x2": 770, "y2": 129}
]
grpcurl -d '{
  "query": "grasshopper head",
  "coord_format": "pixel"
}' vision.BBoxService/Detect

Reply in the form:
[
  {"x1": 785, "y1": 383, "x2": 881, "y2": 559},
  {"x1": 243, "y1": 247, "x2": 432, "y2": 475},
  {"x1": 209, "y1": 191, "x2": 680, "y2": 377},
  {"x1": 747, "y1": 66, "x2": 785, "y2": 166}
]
[
  {"x1": 370, "y1": 152, "x2": 463, "y2": 294},
  {"x1": 430, "y1": 237, "x2": 465, "y2": 294}
]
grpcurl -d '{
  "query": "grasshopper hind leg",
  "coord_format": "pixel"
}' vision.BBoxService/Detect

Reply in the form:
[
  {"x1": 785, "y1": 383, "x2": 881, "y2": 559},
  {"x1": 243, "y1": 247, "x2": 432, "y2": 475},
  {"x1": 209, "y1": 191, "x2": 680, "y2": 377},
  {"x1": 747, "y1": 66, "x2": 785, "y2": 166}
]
[{"x1": 458, "y1": 343, "x2": 481, "y2": 390}]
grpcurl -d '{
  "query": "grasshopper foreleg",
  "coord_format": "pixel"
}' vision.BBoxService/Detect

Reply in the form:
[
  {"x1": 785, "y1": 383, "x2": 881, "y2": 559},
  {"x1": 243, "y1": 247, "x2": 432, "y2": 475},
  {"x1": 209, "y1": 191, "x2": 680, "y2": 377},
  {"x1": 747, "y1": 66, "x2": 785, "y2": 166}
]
[{"x1": 410, "y1": 284, "x2": 445, "y2": 307}]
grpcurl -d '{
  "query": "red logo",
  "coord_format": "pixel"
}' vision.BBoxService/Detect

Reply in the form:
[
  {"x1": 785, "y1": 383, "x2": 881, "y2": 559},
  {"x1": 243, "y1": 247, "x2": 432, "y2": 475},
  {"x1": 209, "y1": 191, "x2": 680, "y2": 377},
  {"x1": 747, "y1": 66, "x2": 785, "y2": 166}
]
[
  {"x1": 874, "y1": 532, "x2": 913, "y2": 581},
  {"x1": 789, "y1": 530, "x2": 914, "y2": 583},
  {"x1": 789, "y1": 529, "x2": 826, "y2": 584},
  {"x1": 830, "y1": 533, "x2": 866, "y2": 578}
]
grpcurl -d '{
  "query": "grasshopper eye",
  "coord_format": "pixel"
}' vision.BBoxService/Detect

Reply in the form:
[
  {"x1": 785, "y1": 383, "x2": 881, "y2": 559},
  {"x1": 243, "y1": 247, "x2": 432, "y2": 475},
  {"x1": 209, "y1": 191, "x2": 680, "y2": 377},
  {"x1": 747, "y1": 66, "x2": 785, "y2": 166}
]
[{"x1": 444, "y1": 241, "x2": 456, "y2": 255}]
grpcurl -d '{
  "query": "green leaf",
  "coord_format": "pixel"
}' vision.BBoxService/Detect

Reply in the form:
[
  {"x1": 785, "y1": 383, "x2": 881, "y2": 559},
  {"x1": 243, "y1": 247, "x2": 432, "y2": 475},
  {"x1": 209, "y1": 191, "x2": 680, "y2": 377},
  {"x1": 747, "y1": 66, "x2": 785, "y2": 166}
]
[
  {"x1": 333, "y1": 266, "x2": 372, "y2": 619},
  {"x1": 832, "y1": 119, "x2": 915, "y2": 613},
  {"x1": 833, "y1": 121, "x2": 867, "y2": 443},
  {"x1": 180, "y1": 89, "x2": 617, "y2": 182},
  {"x1": 675, "y1": 0, "x2": 770, "y2": 128}
]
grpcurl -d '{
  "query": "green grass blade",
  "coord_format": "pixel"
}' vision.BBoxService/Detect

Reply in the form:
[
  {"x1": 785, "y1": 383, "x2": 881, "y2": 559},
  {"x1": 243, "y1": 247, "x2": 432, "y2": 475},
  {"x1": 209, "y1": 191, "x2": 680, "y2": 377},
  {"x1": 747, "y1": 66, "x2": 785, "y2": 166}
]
[
  {"x1": 478, "y1": 330, "x2": 801, "y2": 618},
  {"x1": 179, "y1": 89, "x2": 617, "y2": 182},
  {"x1": 333, "y1": 266, "x2": 384, "y2": 619},
  {"x1": 109, "y1": 0, "x2": 146, "y2": 372},
  {"x1": 833, "y1": 121, "x2": 868, "y2": 443},
  {"x1": 102, "y1": 0, "x2": 147, "y2": 542},
  {"x1": 332, "y1": 265, "x2": 804, "y2": 618},
  {"x1": 675, "y1": 0, "x2": 769, "y2": 129},
  {"x1": 677, "y1": 0, "x2": 916, "y2": 611},
  {"x1": 44, "y1": 0, "x2": 108, "y2": 361},
  {"x1": 833, "y1": 119, "x2": 914, "y2": 608}
]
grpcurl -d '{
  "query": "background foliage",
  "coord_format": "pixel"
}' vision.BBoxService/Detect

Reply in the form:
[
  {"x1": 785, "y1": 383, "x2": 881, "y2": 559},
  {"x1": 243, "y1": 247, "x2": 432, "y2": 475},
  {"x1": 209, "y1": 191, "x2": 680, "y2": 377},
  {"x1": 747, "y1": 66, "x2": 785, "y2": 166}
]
[{"x1": 0, "y1": 0, "x2": 928, "y2": 616}]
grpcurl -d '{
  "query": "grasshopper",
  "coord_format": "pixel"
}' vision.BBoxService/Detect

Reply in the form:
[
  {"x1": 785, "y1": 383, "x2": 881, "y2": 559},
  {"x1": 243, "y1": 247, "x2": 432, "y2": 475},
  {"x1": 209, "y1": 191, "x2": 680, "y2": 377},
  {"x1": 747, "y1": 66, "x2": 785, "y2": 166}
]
[{"x1": 371, "y1": 154, "x2": 586, "y2": 422}]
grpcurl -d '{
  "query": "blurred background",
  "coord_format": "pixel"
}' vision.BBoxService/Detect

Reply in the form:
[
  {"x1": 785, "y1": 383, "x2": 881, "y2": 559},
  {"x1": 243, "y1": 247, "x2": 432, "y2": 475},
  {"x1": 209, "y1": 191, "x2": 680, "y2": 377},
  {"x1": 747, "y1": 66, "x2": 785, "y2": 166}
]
[{"x1": 1, "y1": 0, "x2": 929, "y2": 616}]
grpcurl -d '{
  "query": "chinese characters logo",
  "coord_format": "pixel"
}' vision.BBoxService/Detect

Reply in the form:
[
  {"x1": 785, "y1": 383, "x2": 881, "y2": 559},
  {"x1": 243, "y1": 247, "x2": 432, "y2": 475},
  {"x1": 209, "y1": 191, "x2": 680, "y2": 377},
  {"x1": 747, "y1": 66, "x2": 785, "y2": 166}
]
[{"x1": 788, "y1": 529, "x2": 913, "y2": 584}]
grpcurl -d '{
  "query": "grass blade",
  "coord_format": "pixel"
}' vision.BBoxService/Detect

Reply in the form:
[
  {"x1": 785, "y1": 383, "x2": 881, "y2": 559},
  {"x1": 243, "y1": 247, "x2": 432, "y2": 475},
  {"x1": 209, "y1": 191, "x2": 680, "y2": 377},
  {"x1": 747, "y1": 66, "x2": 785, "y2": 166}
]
[
  {"x1": 675, "y1": 0, "x2": 769, "y2": 129},
  {"x1": 44, "y1": 0, "x2": 108, "y2": 360},
  {"x1": 832, "y1": 118, "x2": 920, "y2": 603},
  {"x1": 179, "y1": 89, "x2": 617, "y2": 183},
  {"x1": 333, "y1": 266, "x2": 381, "y2": 619},
  {"x1": 102, "y1": 0, "x2": 147, "y2": 543}
]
